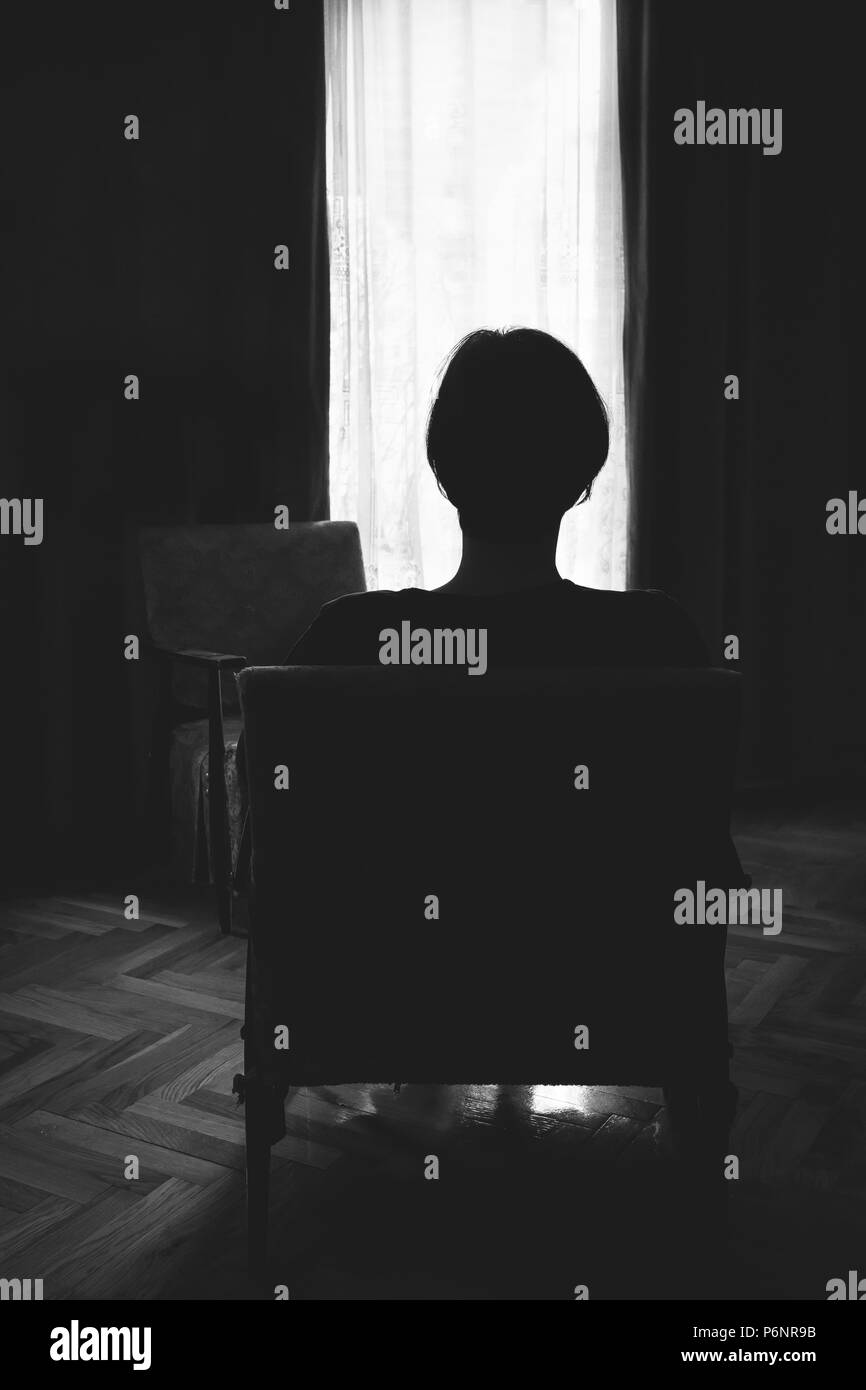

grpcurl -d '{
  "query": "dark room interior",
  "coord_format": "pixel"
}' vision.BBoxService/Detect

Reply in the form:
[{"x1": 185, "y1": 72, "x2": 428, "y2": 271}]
[{"x1": 1, "y1": 0, "x2": 864, "y2": 1351}]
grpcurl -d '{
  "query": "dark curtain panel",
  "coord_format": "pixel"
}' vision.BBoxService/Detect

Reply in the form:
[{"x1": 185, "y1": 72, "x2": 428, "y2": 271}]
[
  {"x1": 1, "y1": 1, "x2": 329, "y2": 888},
  {"x1": 616, "y1": 0, "x2": 863, "y2": 789}
]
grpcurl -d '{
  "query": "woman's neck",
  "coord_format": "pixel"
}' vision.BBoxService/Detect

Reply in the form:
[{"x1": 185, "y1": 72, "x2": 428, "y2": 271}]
[{"x1": 433, "y1": 529, "x2": 562, "y2": 596}]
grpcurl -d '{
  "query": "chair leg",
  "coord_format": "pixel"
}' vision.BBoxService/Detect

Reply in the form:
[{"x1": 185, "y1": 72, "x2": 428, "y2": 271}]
[
  {"x1": 216, "y1": 882, "x2": 232, "y2": 935},
  {"x1": 662, "y1": 1080, "x2": 733, "y2": 1296},
  {"x1": 664, "y1": 1078, "x2": 737, "y2": 1162},
  {"x1": 207, "y1": 667, "x2": 232, "y2": 933},
  {"x1": 663, "y1": 1082, "x2": 700, "y2": 1148},
  {"x1": 244, "y1": 1077, "x2": 273, "y2": 1283},
  {"x1": 147, "y1": 655, "x2": 175, "y2": 865}
]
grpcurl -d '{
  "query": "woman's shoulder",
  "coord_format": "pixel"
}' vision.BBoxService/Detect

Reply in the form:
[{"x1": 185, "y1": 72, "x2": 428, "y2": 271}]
[
  {"x1": 288, "y1": 587, "x2": 421, "y2": 659},
  {"x1": 567, "y1": 580, "x2": 694, "y2": 616},
  {"x1": 564, "y1": 583, "x2": 710, "y2": 663},
  {"x1": 565, "y1": 580, "x2": 676, "y2": 604},
  {"x1": 315, "y1": 586, "x2": 422, "y2": 621}
]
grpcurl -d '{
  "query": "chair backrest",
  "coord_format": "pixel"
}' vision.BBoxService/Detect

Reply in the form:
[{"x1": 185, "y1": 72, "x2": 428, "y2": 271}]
[
  {"x1": 136, "y1": 521, "x2": 365, "y2": 711},
  {"x1": 239, "y1": 665, "x2": 742, "y2": 1086}
]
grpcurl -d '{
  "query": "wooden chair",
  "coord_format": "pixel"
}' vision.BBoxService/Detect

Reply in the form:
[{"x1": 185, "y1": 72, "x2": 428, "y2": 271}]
[
  {"x1": 132, "y1": 521, "x2": 366, "y2": 932},
  {"x1": 236, "y1": 664, "x2": 743, "y2": 1277}
]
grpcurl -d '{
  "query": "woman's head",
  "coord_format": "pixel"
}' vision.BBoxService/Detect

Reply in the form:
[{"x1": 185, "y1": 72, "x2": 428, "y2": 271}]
[{"x1": 426, "y1": 327, "x2": 609, "y2": 542}]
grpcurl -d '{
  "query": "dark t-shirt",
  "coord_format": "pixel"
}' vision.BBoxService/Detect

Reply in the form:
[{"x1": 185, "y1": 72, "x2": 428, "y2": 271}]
[
  {"x1": 264, "y1": 580, "x2": 744, "y2": 891},
  {"x1": 286, "y1": 580, "x2": 710, "y2": 668}
]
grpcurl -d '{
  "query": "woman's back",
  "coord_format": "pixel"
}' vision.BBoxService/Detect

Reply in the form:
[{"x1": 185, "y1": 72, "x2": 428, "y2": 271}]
[{"x1": 287, "y1": 580, "x2": 710, "y2": 668}]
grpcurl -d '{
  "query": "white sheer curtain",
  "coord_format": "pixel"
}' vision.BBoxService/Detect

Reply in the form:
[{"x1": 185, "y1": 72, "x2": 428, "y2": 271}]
[{"x1": 324, "y1": 0, "x2": 626, "y2": 592}]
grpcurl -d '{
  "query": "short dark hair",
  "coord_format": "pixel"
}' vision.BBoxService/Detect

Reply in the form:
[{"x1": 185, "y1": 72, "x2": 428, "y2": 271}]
[{"x1": 425, "y1": 327, "x2": 609, "y2": 541}]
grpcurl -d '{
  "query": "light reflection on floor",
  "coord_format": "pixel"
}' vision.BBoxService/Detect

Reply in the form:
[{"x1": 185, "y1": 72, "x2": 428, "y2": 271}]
[
  {"x1": 308, "y1": 1081, "x2": 666, "y2": 1142},
  {"x1": 529, "y1": 1084, "x2": 597, "y2": 1117}
]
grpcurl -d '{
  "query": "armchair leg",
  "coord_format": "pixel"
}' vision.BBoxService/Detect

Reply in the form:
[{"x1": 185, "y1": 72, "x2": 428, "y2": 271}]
[
  {"x1": 148, "y1": 654, "x2": 175, "y2": 865},
  {"x1": 207, "y1": 666, "x2": 233, "y2": 934},
  {"x1": 216, "y1": 883, "x2": 233, "y2": 935},
  {"x1": 237, "y1": 1073, "x2": 281, "y2": 1284},
  {"x1": 246, "y1": 1124, "x2": 271, "y2": 1281},
  {"x1": 663, "y1": 1077, "x2": 737, "y2": 1163}
]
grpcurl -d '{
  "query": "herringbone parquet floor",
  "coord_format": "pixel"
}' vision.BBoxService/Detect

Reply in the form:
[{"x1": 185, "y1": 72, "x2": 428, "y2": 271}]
[{"x1": 1, "y1": 799, "x2": 864, "y2": 1299}]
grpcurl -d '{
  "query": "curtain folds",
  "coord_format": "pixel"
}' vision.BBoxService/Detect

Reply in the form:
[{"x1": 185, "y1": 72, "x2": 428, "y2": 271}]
[
  {"x1": 615, "y1": 0, "x2": 862, "y2": 786},
  {"x1": 2, "y1": 2, "x2": 332, "y2": 885},
  {"x1": 325, "y1": 0, "x2": 627, "y2": 592}
]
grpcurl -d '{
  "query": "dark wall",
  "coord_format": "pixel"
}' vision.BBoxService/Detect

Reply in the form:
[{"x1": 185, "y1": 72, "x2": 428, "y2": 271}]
[
  {"x1": 1, "y1": 1, "x2": 328, "y2": 889},
  {"x1": 3, "y1": 2, "x2": 862, "y2": 890},
  {"x1": 619, "y1": 1, "x2": 864, "y2": 788}
]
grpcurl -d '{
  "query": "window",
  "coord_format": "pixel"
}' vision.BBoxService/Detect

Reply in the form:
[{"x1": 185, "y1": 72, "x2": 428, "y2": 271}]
[{"x1": 325, "y1": 0, "x2": 626, "y2": 591}]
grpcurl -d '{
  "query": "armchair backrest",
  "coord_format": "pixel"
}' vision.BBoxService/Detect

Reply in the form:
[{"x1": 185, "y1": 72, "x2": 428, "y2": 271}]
[
  {"x1": 136, "y1": 521, "x2": 365, "y2": 711},
  {"x1": 238, "y1": 665, "x2": 742, "y2": 1086}
]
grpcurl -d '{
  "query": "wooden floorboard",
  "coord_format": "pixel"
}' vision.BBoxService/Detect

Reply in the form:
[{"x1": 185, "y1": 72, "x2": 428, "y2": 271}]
[{"x1": 0, "y1": 800, "x2": 864, "y2": 1298}]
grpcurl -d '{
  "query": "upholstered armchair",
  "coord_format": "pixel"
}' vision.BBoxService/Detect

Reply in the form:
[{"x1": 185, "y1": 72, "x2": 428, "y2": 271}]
[
  {"x1": 236, "y1": 664, "x2": 743, "y2": 1276},
  {"x1": 134, "y1": 521, "x2": 366, "y2": 933}
]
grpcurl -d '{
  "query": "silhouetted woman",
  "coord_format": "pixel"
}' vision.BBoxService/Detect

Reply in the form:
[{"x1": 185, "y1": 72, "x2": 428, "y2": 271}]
[
  {"x1": 289, "y1": 327, "x2": 708, "y2": 666},
  {"x1": 282, "y1": 327, "x2": 742, "y2": 1144}
]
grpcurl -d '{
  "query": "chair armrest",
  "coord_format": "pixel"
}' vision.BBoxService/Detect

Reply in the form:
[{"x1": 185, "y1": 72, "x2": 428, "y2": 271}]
[
  {"x1": 147, "y1": 642, "x2": 247, "y2": 671},
  {"x1": 145, "y1": 642, "x2": 243, "y2": 930}
]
